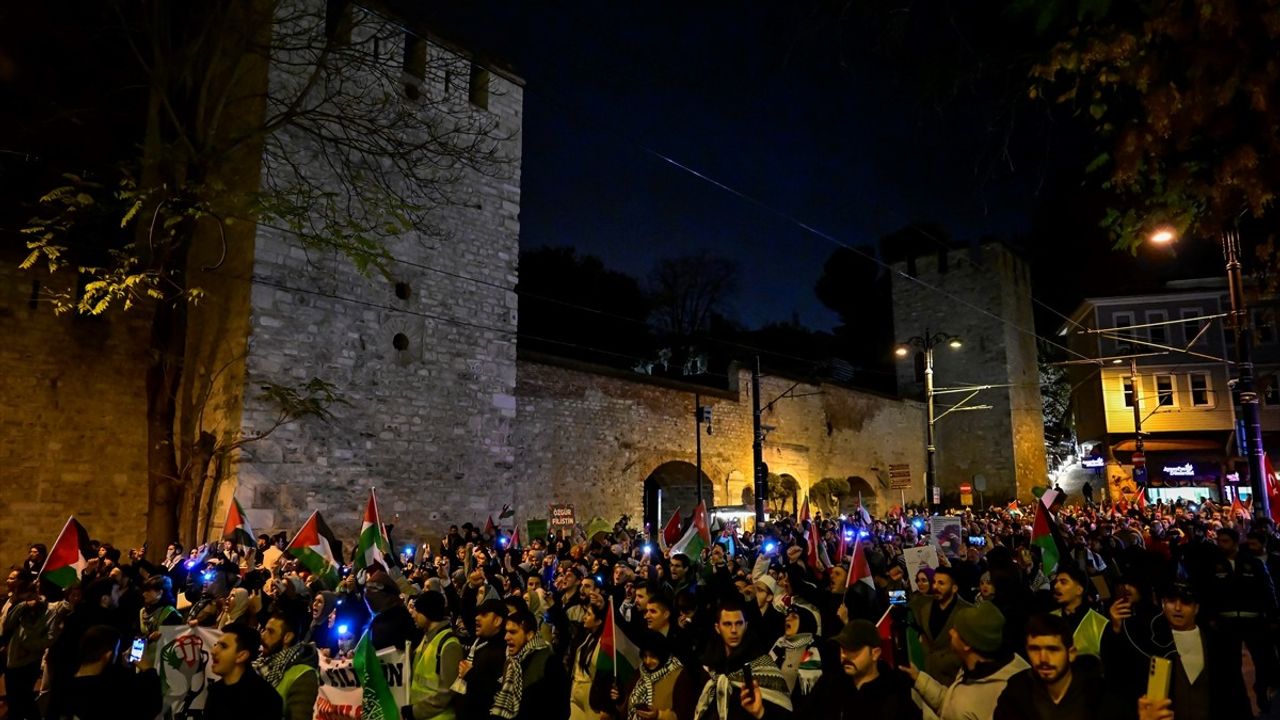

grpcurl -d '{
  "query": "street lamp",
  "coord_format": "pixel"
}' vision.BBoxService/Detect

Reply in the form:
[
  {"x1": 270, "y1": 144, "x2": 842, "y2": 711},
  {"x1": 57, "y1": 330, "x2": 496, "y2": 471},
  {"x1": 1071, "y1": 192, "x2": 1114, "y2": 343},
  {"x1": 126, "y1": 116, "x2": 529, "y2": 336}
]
[
  {"x1": 896, "y1": 329, "x2": 963, "y2": 512},
  {"x1": 1148, "y1": 228, "x2": 1271, "y2": 522}
]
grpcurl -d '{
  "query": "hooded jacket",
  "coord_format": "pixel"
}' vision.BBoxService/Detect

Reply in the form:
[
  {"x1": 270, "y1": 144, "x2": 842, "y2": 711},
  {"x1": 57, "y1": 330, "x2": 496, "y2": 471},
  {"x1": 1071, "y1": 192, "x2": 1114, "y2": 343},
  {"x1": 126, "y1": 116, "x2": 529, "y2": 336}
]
[{"x1": 913, "y1": 654, "x2": 1031, "y2": 720}]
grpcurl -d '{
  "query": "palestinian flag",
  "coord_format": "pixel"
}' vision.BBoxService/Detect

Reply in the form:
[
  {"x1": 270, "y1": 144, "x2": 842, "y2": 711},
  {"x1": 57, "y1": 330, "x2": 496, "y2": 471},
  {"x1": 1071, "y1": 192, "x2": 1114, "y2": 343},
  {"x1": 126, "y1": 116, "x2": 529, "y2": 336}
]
[
  {"x1": 38, "y1": 517, "x2": 92, "y2": 589},
  {"x1": 669, "y1": 500, "x2": 711, "y2": 559},
  {"x1": 1031, "y1": 500, "x2": 1063, "y2": 574},
  {"x1": 353, "y1": 629, "x2": 399, "y2": 720},
  {"x1": 287, "y1": 511, "x2": 342, "y2": 589},
  {"x1": 846, "y1": 536, "x2": 875, "y2": 592},
  {"x1": 805, "y1": 522, "x2": 828, "y2": 573},
  {"x1": 597, "y1": 597, "x2": 640, "y2": 686},
  {"x1": 354, "y1": 489, "x2": 391, "y2": 573},
  {"x1": 798, "y1": 498, "x2": 811, "y2": 524},
  {"x1": 509, "y1": 526, "x2": 521, "y2": 549},
  {"x1": 222, "y1": 497, "x2": 255, "y2": 550},
  {"x1": 658, "y1": 508, "x2": 682, "y2": 554},
  {"x1": 875, "y1": 608, "x2": 896, "y2": 668},
  {"x1": 484, "y1": 515, "x2": 497, "y2": 538}
]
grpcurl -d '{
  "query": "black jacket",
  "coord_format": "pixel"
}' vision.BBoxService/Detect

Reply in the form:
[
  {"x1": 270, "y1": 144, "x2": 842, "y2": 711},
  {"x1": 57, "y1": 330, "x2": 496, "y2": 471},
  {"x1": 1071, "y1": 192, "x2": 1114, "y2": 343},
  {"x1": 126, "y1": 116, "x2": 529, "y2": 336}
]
[
  {"x1": 47, "y1": 666, "x2": 162, "y2": 720},
  {"x1": 206, "y1": 669, "x2": 284, "y2": 720},
  {"x1": 459, "y1": 634, "x2": 508, "y2": 720},
  {"x1": 992, "y1": 666, "x2": 1105, "y2": 720},
  {"x1": 810, "y1": 661, "x2": 921, "y2": 720}
]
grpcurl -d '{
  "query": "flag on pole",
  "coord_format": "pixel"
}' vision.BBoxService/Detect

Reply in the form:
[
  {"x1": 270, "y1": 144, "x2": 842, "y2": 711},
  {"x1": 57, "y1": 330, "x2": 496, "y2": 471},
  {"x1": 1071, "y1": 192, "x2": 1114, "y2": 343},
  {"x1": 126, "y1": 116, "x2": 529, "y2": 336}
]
[
  {"x1": 354, "y1": 629, "x2": 399, "y2": 720},
  {"x1": 38, "y1": 517, "x2": 93, "y2": 589},
  {"x1": 221, "y1": 498, "x2": 256, "y2": 550},
  {"x1": 805, "y1": 522, "x2": 826, "y2": 573},
  {"x1": 798, "y1": 498, "x2": 811, "y2": 524},
  {"x1": 846, "y1": 536, "x2": 874, "y2": 592},
  {"x1": 597, "y1": 597, "x2": 640, "y2": 686},
  {"x1": 855, "y1": 492, "x2": 872, "y2": 526},
  {"x1": 354, "y1": 489, "x2": 391, "y2": 573},
  {"x1": 835, "y1": 521, "x2": 848, "y2": 564},
  {"x1": 658, "y1": 508, "x2": 683, "y2": 554},
  {"x1": 484, "y1": 515, "x2": 497, "y2": 537},
  {"x1": 875, "y1": 608, "x2": 896, "y2": 668},
  {"x1": 669, "y1": 501, "x2": 711, "y2": 559},
  {"x1": 286, "y1": 511, "x2": 342, "y2": 589},
  {"x1": 1136, "y1": 489, "x2": 1148, "y2": 511},
  {"x1": 509, "y1": 525, "x2": 521, "y2": 549},
  {"x1": 1231, "y1": 495, "x2": 1248, "y2": 520},
  {"x1": 1032, "y1": 500, "x2": 1063, "y2": 574}
]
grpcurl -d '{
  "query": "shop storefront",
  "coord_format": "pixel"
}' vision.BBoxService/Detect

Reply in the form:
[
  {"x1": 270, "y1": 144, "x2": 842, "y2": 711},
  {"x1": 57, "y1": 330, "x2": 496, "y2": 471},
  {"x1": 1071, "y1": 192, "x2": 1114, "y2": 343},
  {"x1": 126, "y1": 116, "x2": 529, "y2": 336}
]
[{"x1": 1145, "y1": 457, "x2": 1223, "y2": 503}]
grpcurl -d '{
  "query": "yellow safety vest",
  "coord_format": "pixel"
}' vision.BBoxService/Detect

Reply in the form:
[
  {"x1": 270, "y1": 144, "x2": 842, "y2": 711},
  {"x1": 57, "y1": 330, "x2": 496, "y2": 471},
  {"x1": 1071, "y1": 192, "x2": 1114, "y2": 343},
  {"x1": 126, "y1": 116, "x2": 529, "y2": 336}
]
[
  {"x1": 276, "y1": 663, "x2": 316, "y2": 702},
  {"x1": 412, "y1": 627, "x2": 459, "y2": 720}
]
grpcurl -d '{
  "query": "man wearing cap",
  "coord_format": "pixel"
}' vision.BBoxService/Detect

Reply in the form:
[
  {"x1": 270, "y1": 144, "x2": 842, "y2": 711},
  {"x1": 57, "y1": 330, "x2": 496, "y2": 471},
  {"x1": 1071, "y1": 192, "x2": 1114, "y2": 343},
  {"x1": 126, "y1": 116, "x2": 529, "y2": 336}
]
[
  {"x1": 810, "y1": 619, "x2": 920, "y2": 719},
  {"x1": 752, "y1": 575, "x2": 785, "y2": 643},
  {"x1": 1102, "y1": 582, "x2": 1249, "y2": 720},
  {"x1": 991, "y1": 614, "x2": 1102, "y2": 720},
  {"x1": 902, "y1": 602, "x2": 1028, "y2": 720},
  {"x1": 455, "y1": 599, "x2": 509, "y2": 720}
]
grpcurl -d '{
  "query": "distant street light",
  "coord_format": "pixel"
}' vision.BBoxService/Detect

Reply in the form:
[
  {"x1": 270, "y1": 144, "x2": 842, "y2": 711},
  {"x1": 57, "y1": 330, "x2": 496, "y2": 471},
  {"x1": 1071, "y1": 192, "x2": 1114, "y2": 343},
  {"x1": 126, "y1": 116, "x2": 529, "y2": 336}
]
[
  {"x1": 1148, "y1": 227, "x2": 1270, "y2": 521},
  {"x1": 896, "y1": 329, "x2": 963, "y2": 511}
]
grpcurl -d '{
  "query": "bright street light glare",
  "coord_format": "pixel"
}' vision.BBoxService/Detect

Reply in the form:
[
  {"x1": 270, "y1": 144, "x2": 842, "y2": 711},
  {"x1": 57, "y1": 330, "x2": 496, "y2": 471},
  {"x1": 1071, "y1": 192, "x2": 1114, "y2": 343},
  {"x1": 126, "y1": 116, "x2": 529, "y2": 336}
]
[
  {"x1": 894, "y1": 346, "x2": 909, "y2": 358},
  {"x1": 1150, "y1": 228, "x2": 1176, "y2": 244},
  {"x1": 948, "y1": 338, "x2": 963, "y2": 349}
]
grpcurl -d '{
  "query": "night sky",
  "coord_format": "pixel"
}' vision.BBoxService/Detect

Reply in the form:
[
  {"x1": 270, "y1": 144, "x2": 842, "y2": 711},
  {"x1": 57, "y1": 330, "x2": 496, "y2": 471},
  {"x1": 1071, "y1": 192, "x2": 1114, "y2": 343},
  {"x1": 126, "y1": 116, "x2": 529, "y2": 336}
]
[{"x1": 423, "y1": 2, "x2": 1078, "y2": 332}]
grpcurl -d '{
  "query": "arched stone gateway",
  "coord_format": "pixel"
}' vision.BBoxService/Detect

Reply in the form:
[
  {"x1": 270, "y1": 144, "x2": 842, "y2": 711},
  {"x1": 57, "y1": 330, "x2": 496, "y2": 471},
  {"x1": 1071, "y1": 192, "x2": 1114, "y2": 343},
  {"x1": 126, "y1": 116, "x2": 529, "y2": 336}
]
[
  {"x1": 847, "y1": 475, "x2": 877, "y2": 514},
  {"x1": 643, "y1": 461, "x2": 713, "y2": 534}
]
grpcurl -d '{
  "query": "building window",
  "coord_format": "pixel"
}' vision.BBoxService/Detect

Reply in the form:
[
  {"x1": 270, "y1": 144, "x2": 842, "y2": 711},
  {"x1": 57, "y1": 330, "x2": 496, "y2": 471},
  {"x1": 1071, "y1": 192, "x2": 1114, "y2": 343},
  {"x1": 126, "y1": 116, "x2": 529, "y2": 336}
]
[
  {"x1": 1155, "y1": 374, "x2": 1176, "y2": 407},
  {"x1": 1123, "y1": 377, "x2": 1136, "y2": 408},
  {"x1": 1265, "y1": 377, "x2": 1280, "y2": 406},
  {"x1": 1112, "y1": 311, "x2": 1135, "y2": 352},
  {"x1": 403, "y1": 34, "x2": 427, "y2": 100},
  {"x1": 1189, "y1": 372, "x2": 1213, "y2": 407},
  {"x1": 468, "y1": 62, "x2": 489, "y2": 109},
  {"x1": 1146, "y1": 310, "x2": 1168, "y2": 346},
  {"x1": 1180, "y1": 308, "x2": 1204, "y2": 346},
  {"x1": 1254, "y1": 308, "x2": 1276, "y2": 344}
]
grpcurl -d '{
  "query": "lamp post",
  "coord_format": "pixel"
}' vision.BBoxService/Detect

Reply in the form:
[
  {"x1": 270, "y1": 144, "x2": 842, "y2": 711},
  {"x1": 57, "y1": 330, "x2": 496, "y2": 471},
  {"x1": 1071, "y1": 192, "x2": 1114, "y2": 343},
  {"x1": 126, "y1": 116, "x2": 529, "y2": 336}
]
[
  {"x1": 1151, "y1": 228, "x2": 1271, "y2": 522},
  {"x1": 896, "y1": 329, "x2": 963, "y2": 512},
  {"x1": 694, "y1": 394, "x2": 712, "y2": 506}
]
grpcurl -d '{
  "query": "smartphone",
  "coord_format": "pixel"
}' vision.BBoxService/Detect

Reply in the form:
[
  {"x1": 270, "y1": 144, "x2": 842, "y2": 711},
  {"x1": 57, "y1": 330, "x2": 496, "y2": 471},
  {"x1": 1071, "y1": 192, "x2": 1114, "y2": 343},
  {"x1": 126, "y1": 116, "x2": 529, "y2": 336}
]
[
  {"x1": 889, "y1": 589, "x2": 907, "y2": 606},
  {"x1": 741, "y1": 663, "x2": 754, "y2": 690},
  {"x1": 967, "y1": 536, "x2": 986, "y2": 547},
  {"x1": 128, "y1": 637, "x2": 146, "y2": 664},
  {"x1": 1147, "y1": 656, "x2": 1172, "y2": 700}
]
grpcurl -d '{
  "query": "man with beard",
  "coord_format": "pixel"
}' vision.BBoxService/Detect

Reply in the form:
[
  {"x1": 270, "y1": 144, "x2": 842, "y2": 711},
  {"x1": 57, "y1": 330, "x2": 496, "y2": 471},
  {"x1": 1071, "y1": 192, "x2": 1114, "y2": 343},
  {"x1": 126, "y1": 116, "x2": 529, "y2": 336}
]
[
  {"x1": 992, "y1": 614, "x2": 1102, "y2": 720},
  {"x1": 254, "y1": 611, "x2": 319, "y2": 720},
  {"x1": 809, "y1": 619, "x2": 920, "y2": 719},
  {"x1": 1049, "y1": 565, "x2": 1108, "y2": 668},
  {"x1": 695, "y1": 599, "x2": 792, "y2": 720},
  {"x1": 913, "y1": 566, "x2": 972, "y2": 685},
  {"x1": 490, "y1": 609, "x2": 568, "y2": 720},
  {"x1": 455, "y1": 599, "x2": 508, "y2": 720}
]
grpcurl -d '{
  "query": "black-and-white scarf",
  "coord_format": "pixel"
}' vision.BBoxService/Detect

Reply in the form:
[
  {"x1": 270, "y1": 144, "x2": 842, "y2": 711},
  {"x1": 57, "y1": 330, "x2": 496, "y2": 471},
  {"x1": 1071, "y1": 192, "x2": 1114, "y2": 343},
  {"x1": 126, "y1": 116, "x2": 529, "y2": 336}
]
[
  {"x1": 770, "y1": 633, "x2": 822, "y2": 695},
  {"x1": 253, "y1": 643, "x2": 306, "y2": 687},
  {"x1": 695, "y1": 654, "x2": 792, "y2": 719},
  {"x1": 627, "y1": 656, "x2": 683, "y2": 720},
  {"x1": 491, "y1": 636, "x2": 550, "y2": 719}
]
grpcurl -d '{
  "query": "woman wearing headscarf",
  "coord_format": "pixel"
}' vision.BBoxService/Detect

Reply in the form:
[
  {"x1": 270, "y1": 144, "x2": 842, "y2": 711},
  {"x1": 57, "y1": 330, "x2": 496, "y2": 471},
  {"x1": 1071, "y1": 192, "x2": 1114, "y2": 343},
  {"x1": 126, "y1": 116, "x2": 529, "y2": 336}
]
[
  {"x1": 768, "y1": 604, "x2": 823, "y2": 715},
  {"x1": 303, "y1": 591, "x2": 340, "y2": 655},
  {"x1": 618, "y1": 630, "x2": 697, "y2": 720},
  {"x1": 217, "y1": 586, "x2": 253, "y2": 629}
]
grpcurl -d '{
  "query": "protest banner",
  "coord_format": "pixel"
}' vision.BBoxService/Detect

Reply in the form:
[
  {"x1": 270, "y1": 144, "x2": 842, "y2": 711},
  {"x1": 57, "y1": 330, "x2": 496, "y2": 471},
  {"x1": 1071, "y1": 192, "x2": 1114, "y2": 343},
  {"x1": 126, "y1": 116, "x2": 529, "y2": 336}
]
[
  {"x1": 158, "y1": 625, "x2": 222, "y2": 719},
  {"x1": 902, "y1": 545, "x2": 939, "y2": 589},
  {"x1": 314, "y1": 642, "x2": 410, "y2": 719},
  {"x1": 549, "y1": 504, "x2": 576, "y2": 534}
]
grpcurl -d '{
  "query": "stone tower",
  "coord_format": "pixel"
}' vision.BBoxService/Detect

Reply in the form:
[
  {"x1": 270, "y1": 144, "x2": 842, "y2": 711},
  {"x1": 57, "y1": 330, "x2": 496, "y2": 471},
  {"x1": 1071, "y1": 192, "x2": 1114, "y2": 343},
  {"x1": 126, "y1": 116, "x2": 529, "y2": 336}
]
[{"x1": 890, "y1": 242, "x2": 1046, "y2": 503}]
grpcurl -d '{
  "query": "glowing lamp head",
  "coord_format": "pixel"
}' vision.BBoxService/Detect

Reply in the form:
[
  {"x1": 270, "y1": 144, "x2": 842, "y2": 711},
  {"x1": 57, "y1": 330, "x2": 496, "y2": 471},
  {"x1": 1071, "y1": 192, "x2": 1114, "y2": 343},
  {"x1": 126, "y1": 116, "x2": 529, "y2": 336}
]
[
  {"x1": 894, "y1": 346, "x2": 910, "y2": 358},
  {"x1": 948, "y1": 337, "x2": 963, "y2": 350},
  {"x1": 1150, "y1": 227, "x2": 1177, "y2": 244}
]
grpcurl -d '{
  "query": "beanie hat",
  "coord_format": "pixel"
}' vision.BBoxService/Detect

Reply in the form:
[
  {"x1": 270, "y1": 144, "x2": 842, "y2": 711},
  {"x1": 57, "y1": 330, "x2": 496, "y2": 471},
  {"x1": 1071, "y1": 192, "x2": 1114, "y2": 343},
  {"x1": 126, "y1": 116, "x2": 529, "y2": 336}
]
[
  {"x1": 952, "y1": 602, "x2": 1005, "y2": 655},
  {"x1": 786, "y1": 603, "x2": 820, "y2": 636}
]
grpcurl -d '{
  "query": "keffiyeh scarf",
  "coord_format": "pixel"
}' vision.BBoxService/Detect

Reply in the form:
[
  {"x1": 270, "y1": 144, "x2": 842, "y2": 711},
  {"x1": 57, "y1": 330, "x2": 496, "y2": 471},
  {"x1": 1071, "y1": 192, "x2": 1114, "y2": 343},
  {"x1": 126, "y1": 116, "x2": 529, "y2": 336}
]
[
  {"x1": 491, "y1": 636, "x2": 550, "y2": 719},
  {"x1": 627, "y1": 657, "x2": 683, "y2": 720},
  {"x1": 253, "y1": 643, "x2": 306, "y2": 687},
  {"x1": 695, "y1": 654, "x2": 792, "y2": 720},
  {"x1": 770, "y1": 634, "x2": 822, "y2": 695}
]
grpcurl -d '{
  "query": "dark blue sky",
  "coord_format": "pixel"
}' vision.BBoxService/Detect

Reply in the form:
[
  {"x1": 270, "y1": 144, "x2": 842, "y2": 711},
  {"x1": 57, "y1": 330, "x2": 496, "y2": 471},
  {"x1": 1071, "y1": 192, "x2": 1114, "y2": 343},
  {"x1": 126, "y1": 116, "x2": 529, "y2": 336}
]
[{"x1": 434, "y1": 3, "x2": 1092, "y2": 330}]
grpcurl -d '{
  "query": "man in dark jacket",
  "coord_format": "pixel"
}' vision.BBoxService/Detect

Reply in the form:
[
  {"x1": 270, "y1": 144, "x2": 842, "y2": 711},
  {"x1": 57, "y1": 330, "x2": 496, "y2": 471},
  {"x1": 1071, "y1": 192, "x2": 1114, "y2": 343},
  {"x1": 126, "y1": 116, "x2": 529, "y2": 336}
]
[
  {"x1": 489, "y1": 609, "x2": 569, "y2": 720},
  {"x1": 366, "y1": 570, "x2": 423, "y2": 650},
  {"x1": 206, "y1": 622, "x2": 283, "y2": 719},
  {"x1": 811, "y1": 619, "x2": 920, "y2": 719},
  {"x1": 47, "y1": 624, "x2": 161, "y2": 720},
  {"x1": 1209, "y1": 527, "x2": 1277, "y2": 706},
  {"x1": 993, "y1": 614, "x2": 1103, "y2": 720},
  {"x1": 456, "y1": 599, "x2": 508, "y2": 720}
]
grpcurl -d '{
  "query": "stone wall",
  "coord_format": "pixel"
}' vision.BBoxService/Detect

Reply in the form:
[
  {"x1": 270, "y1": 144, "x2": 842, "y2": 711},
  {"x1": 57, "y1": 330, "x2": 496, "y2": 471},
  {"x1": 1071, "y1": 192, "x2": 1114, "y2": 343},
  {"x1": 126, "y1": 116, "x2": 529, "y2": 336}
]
[
  {"x1": 891, "y1": 242, "x2": 1047, "y2": 502},
  {"x1": 222, "y1": 5, "x2": 525, "y2": 547},
  {"x1": 511, "y1": 355, "x2": 928, "y2": 529},
  {"x1": 0, "y1": 260, "x2": 150, "y2": 563}
]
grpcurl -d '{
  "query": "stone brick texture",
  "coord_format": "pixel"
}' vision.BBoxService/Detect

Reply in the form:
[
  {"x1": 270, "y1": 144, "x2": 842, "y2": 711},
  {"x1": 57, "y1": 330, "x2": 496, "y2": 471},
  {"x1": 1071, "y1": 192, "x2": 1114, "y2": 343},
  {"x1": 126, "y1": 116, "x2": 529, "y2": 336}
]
[{"x1": 890, "y1": 243, "x2": 1048, "y2": 503}]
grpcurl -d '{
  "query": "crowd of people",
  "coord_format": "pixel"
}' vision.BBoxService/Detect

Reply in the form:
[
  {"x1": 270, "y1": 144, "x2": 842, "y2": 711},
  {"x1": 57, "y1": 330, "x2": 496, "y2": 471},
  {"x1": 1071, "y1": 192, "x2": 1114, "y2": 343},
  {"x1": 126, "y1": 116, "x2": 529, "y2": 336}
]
[{"x1": 0, "y1": 492, "x2": 1272, "y2": 720}]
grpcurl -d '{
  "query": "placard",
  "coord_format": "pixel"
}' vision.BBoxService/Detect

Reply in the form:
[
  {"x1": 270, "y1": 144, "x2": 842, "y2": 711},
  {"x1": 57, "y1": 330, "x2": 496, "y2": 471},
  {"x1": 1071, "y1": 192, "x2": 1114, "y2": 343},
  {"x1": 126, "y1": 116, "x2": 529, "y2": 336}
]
[
  {"x1": 526, "y1": 518, "x2": 549, "y2": 541},
  {"x1": 549, "y1": 504, "x2": 576, "y2": 530},
  {"x1": 903, "y1": 546, "x2": 939, "y2": 590},
  {"x1": 929, "y1": 516, "x2": 963, "y2": 557},
  {"x1": 158, "y1": 626, "x2": 222, "y2": 719},
  {"x1": 315, "y1": 643, "x2": 409, "y2": 719}
]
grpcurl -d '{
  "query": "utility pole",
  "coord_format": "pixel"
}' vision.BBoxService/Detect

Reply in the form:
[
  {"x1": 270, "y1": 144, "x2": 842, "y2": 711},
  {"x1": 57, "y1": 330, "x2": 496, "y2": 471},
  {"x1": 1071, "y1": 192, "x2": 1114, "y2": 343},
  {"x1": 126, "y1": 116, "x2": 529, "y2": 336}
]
[
  {"x1": 1224, "y1": 232, "x2": 1272, "y2": 521},
  {"x1": 752, "y1": 357, "x2": 766, "y2": 524},
  {"x1": 1129, "y1": 358, "x2": 1147, "y2": 490},
  {"x1": 694, "y1": 394, "x2": 711, "y2": 507},
  {"x1": 924, "y1": 331, "x2": 937, "y2": 513}
]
